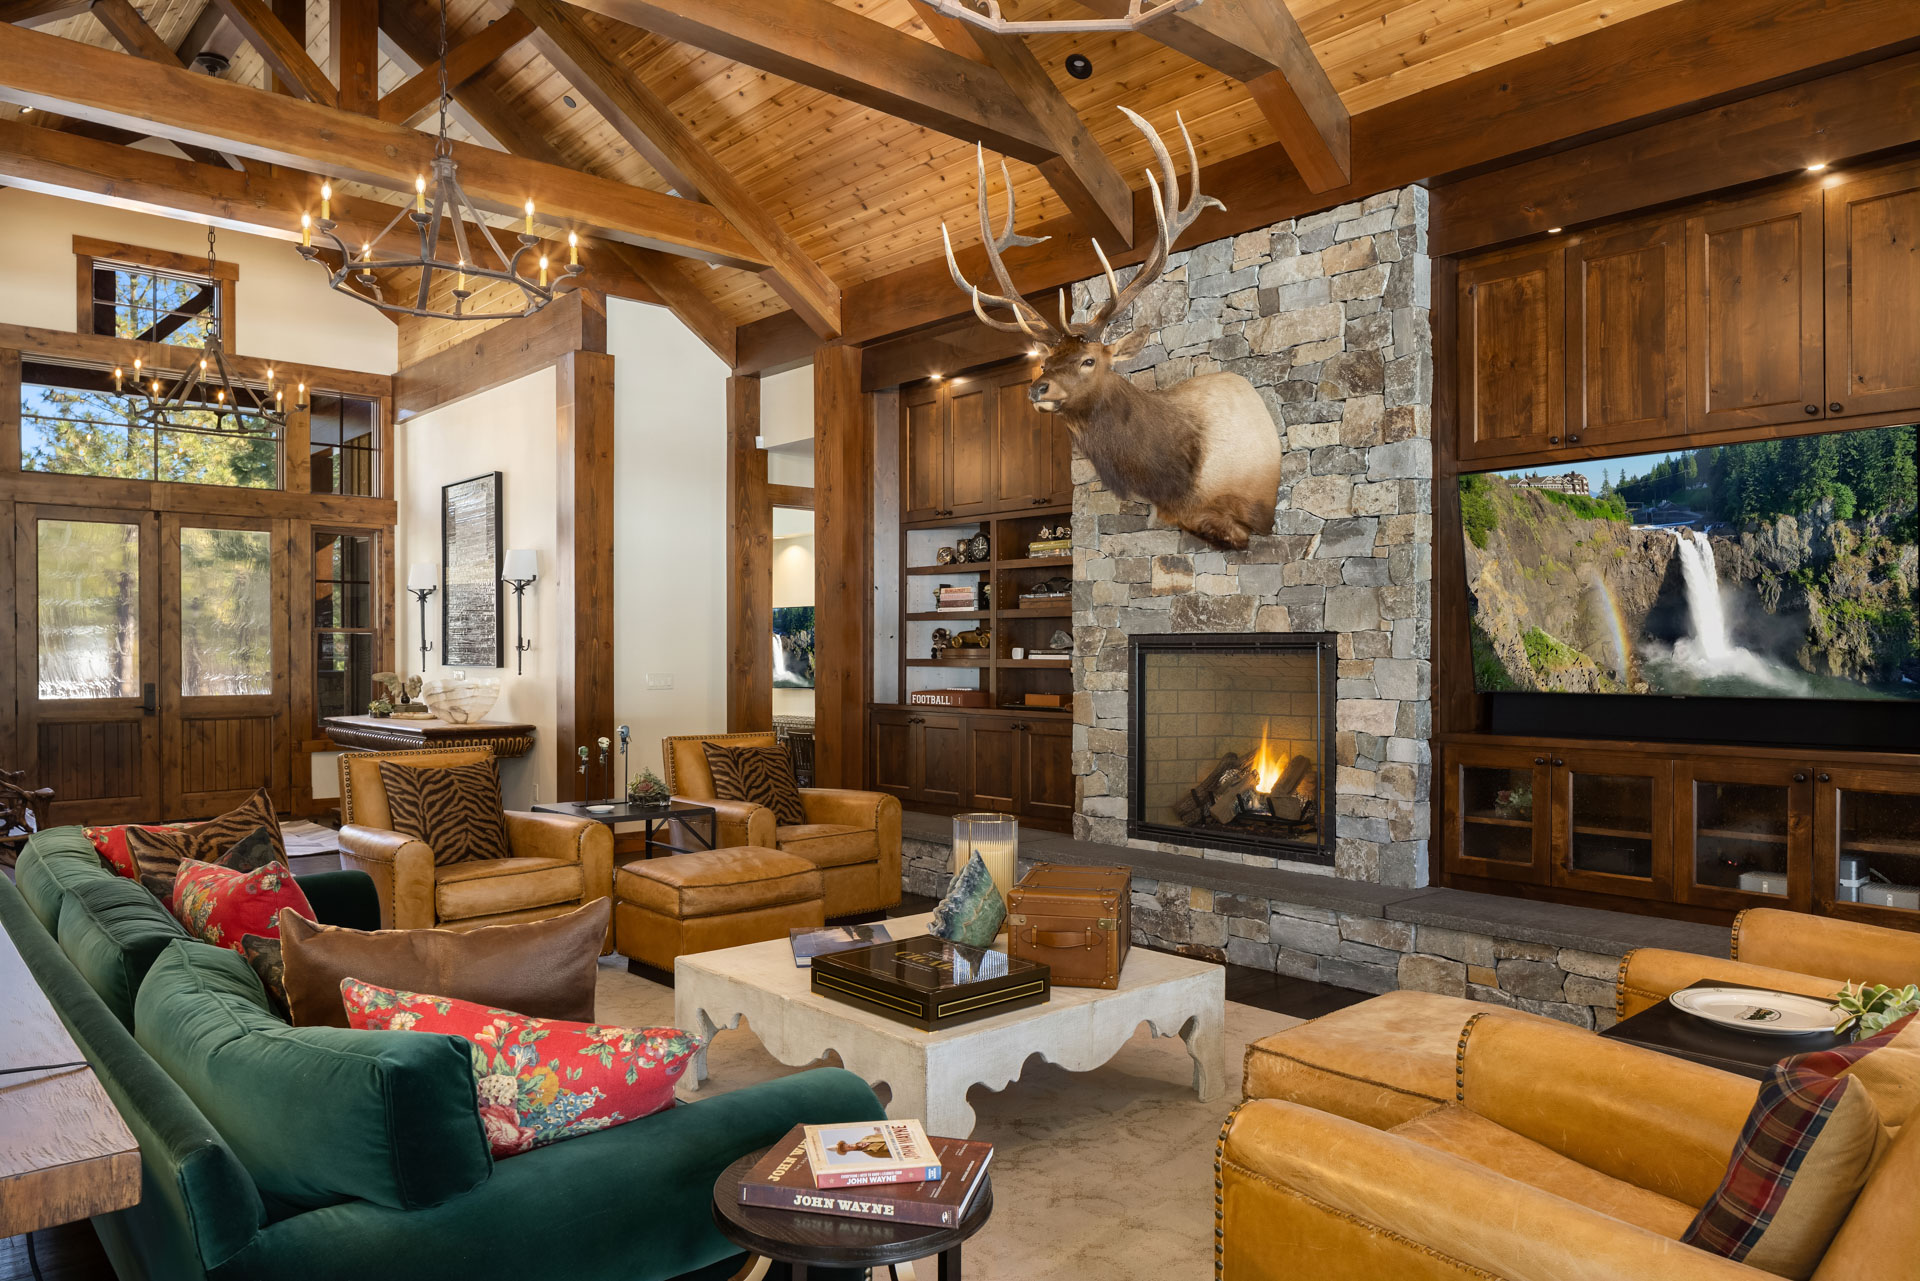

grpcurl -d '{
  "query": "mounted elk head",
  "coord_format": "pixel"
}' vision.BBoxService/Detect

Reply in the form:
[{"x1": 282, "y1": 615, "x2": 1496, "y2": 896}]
[{"x1": 941, "y1": 108, "x2": 1282, "y2": 551}]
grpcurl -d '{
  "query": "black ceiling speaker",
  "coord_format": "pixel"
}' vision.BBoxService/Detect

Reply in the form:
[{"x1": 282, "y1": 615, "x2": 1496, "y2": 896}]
[
  {"x1": 1064, "y1": 53, "x2": 1093, "y2": 79},
  {"x1": 191, "y1": 50, "x2": 230, "y2": 76}
]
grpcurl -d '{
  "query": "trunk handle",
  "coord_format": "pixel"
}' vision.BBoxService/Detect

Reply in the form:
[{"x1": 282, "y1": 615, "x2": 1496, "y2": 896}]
[{"x1": 1028, "y1": 928, "x2": 1093, "y2": 949}]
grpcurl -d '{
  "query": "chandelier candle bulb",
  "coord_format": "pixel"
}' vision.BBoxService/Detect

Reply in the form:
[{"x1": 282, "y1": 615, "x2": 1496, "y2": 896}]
[
  {"x1": 415, "y1": 175, "x2": 426, "y2": 213},
  {"x1": 320, "y1": 183, "x2": 330, "y2": 220},
  {"x1": 301, "y1": 213, "x2": 310, "y2": 248},
  {"x1": 539, "y1": 255, "x2": 548, "y2": 286},
  {"x1": 568, "y1": 231, "x2": 578, "y2": 266},
  {"x1": 111, "y1": 368, "x2": 122, "y2": 391},
  {"x1": 524, "y1": 200, "x2": 534, "y2": 233}
]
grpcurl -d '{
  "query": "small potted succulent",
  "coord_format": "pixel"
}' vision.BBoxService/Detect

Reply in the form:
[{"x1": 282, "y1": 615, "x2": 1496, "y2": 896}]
[
  {"x1": 1492, "y1": 784, "x2": 1533, "y2": 820},
  {"x1": 627, "y1": 768, "x2": 670, "y2": 809},
  {"x1": 367, "y1": 697, "x2": 393, "y2": 718},
  {"x1": 1832, "y1": 981, "x2": 1920, "y2": 1040}
]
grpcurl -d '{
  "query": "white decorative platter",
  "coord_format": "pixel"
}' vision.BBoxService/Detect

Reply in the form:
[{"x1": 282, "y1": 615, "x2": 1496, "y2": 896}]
[{"x1": 1669, "y1": 987, "x2": 1838, "y2": 1035}]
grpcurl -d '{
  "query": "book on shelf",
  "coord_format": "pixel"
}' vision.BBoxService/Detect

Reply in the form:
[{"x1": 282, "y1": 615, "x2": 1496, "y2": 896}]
[
  {"x1": 1026, "y1": 541, "x2": 1071, "y2": 557},
  {"x1": 801, "y1": 1120, "x2": 941, "y2": 1188},
  {"x1": 908, "y1": 689, "x2": 989, "y2": 707},
  {"x1": 789, "y1": 923, "x2": 894, "y2": 968},
  {"x1": 739, "y1": 1126, "x2": 994, "y2": 1226},
  {"x1": 1023, "y1": 651, "x2": 1070, "y2": 661}
]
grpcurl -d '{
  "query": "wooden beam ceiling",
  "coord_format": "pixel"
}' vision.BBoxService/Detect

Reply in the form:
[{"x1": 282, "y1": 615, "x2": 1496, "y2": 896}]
[
  {"x1": 172, "y1": 0, "x2": 226, "y2": 63},
  {"x1": 514, "y1": 0, "x2": 840, "y2": 337},
  {"x1": 0, "y1": 20, "x2": 767, "y2": 267},
  {"x1": 0, "y1": 0, "x2": 88, "y2": 25},
  {"x1": 212, "y1": 0, "x2": 339, "y2": 105},
  {"x1": 330, "y1": 0, "x2": 380, "y2": 114},
  {"x1": 85, "y1": 0, "x2": 245, "y2": 170},
  {"x1": 909, "y1": 0, "x2": 1133, "y2": 248},
  {"x1": 376, "y1": 9, "x2": 534, "y2": 126},
  {"x1": 1074, "y1": 0, "x2": 1351, "y2": 193}
]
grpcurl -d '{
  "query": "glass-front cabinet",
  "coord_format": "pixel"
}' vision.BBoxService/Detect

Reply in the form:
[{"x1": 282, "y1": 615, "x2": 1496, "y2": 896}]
[
  {"x1": 1549, "y1": 751, "x2": 1672, "y2": 901},
  {"x1": 1444, "y1": 743, "x2": 1551, "y2": 882},
  {"x1": 1675, "y1": 762, "x2": 1812, "y2": 912},
  {"x1": 1816, "y1": 767, "x2": 1920, "y2": 925}
]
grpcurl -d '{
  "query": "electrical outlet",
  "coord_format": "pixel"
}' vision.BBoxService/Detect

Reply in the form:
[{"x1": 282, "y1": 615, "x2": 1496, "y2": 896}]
[
  {"x1": 532, "y1": 783, "x2": 540, "y2": 803},
  {"x1": 646, "y1": 673, "x2": 674, "y2": 690}
]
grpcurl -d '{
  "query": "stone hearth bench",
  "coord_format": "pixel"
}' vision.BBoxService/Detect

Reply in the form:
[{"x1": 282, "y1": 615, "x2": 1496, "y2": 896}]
[{"x1": 900, "y1": 811, "x2": 1726, "y2": 1030}]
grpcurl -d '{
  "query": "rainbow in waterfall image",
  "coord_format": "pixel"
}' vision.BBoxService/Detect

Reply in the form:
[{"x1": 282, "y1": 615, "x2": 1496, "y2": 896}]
[{"x1": 1459, "y1": 424, "x2": 1920, "y2": 699}]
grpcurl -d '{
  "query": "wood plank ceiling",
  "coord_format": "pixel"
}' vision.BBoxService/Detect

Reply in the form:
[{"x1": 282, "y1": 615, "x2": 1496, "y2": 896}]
[{"x1": 5, "y1": 0, "x2": 1689, "y2": 349}]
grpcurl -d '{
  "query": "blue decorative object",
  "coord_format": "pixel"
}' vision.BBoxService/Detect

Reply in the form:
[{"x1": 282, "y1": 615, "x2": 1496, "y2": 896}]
[{"x1": 928, "y1": 851, "x2": 1005, "y2": 948}]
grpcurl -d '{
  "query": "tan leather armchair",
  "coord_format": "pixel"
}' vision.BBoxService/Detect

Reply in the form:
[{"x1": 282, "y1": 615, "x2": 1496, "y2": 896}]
[
  {"x1": 1618, "y1": 907, "x2": 1920, "y2": 1018},
  {"x1": 336, "y1": 748, "x2": 613, "y2": 944},
  {"x1": 662, "y1": 732, "x2": 901, "y2": 919},
  {"x1": 1217, "y1": 1014, "x2": 1918, "y2": 1281}
]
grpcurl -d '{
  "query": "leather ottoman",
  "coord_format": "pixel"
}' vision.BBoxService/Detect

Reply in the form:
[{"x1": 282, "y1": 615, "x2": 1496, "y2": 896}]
[
  {"x1": 614, "y1": 847, "x2": 825, "y2": 973},
  {"x1": 1242, "y1": 989, "x2": 1554, "y2": 1129}
]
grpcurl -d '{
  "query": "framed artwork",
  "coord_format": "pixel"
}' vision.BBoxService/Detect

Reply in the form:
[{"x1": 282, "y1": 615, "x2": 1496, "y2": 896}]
[
  {"x1": 441, "y1": 471, "x2": 503, "y2": 667},
  {"x1": 772, "y1": 605, "x2": 816, "y2": 689}
]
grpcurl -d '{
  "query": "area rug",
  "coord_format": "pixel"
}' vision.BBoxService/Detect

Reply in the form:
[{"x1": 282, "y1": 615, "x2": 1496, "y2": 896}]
[
  {"x1": 595, "y1": 960, "x2": 1300, "y2": 1280},
  {"x1": 281, "y1": 819, "x2": 343, "y2": 858}
]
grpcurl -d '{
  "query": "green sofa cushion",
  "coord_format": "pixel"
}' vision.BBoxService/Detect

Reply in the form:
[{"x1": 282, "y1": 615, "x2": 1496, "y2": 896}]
[
  {"x1": 57, "y1": 874, "x2": 188, "y2": 1028},
  {"x1": 16, "y1": 825, "x2": 115, "y2": 930},
  {"x1": 134, "y1": 941, "x2": 492, "y2": 1218}
]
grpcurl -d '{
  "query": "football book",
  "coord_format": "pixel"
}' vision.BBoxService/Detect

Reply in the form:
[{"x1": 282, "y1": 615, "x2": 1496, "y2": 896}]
[
  {"x1": 739, "y1": 1126, "x2": 994, "y2": 1226},
  {"x1": 802, "y1": 1119, "x2": 941, "y2": 1188},
  {"x1": 789, "y1": 923, "x2": 894, "y2": 968}
]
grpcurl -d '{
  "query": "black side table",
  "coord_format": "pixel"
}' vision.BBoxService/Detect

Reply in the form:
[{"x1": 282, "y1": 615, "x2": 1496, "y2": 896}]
[
  {"x1": 1600, "y1": 980, "x2": 1847, "y2": 1080},
  {"x1": 712, "y1": 1150, "x2": 992, "y2": 1280},
  {"x1": 530, "y1": 799, "x2": 718, "y2": 859}
]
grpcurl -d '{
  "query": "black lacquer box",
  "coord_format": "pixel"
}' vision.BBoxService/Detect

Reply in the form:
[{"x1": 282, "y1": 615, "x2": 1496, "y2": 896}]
[{"x1": 810, "y1": 934, "x2": 1051, "y2": 1031}]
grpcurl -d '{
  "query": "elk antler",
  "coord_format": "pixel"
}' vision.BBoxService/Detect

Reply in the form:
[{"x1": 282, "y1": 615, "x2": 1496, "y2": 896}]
[
  {"x1": 942, "y1": 145, "x2": 1062, "y2": 343},
  {"x1": 1078, "y1": 107, "x2": 1224, "y2": 340}
]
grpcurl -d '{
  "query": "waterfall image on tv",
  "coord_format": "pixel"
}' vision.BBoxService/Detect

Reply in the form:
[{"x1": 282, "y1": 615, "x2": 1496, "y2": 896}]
[{"x1": 1460, "y1": 424, "x2": 1919, "y2": 699}]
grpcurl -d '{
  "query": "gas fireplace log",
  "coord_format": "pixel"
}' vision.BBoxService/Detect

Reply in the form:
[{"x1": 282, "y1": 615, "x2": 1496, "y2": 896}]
[
  {"x1": 1274, "y1": 754, "x2": 1312, "y2": 799},
  {"x1": 1174, "y1": 751, "x2": 1250, "y2": 826}
]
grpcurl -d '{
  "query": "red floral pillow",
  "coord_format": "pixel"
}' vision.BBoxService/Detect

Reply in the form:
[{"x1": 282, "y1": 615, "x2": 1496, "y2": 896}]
[
  {"x1": 86, "y1": 823, "x2": 182, "y2": 880},
  {"x1": 340, "y1": 980, "x2": 700, "y2": 1158},
  {"x1": 171, "y1": 860, "x2": 314, "y2": 954}
]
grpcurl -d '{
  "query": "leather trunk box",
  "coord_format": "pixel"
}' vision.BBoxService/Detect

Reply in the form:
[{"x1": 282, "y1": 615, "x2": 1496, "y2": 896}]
[{"x1": 1006, "y1": 863, "x2": 1131, "y2": 989}]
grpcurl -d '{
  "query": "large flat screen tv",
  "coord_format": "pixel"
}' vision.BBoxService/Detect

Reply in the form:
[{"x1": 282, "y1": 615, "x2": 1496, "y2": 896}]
[{"x1": 1460, "y1": 424, "x2": 1918, "y2": 700}]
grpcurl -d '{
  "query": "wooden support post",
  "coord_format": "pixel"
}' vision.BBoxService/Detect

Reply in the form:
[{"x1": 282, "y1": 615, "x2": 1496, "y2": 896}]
[
  {"x1": 555, "y1": 347, "x2": 616, "y2": 801},
  {"x1": 811, "y1": 345, "x2": 870, "y2": 790},
  {"x1": 726, "y1": 374, "x2": 772, "y2": 733}
]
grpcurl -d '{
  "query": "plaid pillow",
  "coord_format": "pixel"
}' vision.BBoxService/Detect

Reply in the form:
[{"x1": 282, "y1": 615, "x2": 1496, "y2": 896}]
[
  {"x1": 1683, "y1": 1018, "x2": 1906, "y2": 1278},
  {"x1": 701, "y1": 742, "x2": 807, "y2": 826}
]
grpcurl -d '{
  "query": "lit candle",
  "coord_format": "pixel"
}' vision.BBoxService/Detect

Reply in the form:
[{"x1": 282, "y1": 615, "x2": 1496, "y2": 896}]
[
  {"x1": 415, "y1": 175, "x2": 427, "y2": 213},
  {"x1": 112, "y1": 367, "x2": 123, "y2": 391},
  {"x1": 456, "y1": 259, "x2": 466, "y2": 292},
  {"x1": 320, "y1": 182, "x2": 331, "y2": 221},
  {"x1": 538, "y1": 255, "x2": 548, "y2": 287},
  {"x1": 132, "y1": 358, "x2": 141, "y2": 377},
  {"x1": 300, "y1": 212, "x2": 311, "y2": 248},
  {"x1": 297, "y1": 381, "x2": 306, "y2": 399},
  {"x1": 216, "y1": 389, "x2": 225, "y2": 404},
  {"x1": 151, "y1": 379, "x2": 161, "y2": 397},
  {"x1": 524, "y1": 199, "x2": 535, "y2": 234},
  {"x1": 567, "y1": 230, "x2": 578, "y2": 266}
]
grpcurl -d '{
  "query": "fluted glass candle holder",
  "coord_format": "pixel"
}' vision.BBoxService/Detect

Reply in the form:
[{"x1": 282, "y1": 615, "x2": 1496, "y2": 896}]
[{"x1": 952, "y1": 811, "x2": 1019, "y2": 906}]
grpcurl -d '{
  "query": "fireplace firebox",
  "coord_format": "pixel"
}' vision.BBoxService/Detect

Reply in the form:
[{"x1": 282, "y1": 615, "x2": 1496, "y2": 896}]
[{"x1": 1128, "y1": 633, "x2": 1337, "y2": 865}]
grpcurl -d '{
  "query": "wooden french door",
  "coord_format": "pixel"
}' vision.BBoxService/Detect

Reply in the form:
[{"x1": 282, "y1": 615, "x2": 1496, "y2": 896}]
[{"x1": 15, "y1": 504, "x2": 290, "y2": 824}]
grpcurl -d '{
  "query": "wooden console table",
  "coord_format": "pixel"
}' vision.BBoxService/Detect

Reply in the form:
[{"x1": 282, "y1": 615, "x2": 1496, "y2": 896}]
[{"x1": 322, "y1": 715, "x2": 537, "y2": 758}]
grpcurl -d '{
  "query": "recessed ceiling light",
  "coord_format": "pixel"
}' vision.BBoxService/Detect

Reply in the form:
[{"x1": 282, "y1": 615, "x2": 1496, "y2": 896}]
[
  {"x1": 929, "y1": 372, "x2": 943, "y2": 382},
  {"x1": 1064, "y1": 53, "x2": 1092, "y2": 79},
  {"x1": 1547, "y1": 227, "x2": 1563, "y2": 234},
  {"x1": 1806, "y1": 162, "x2": 1828, "y2": 173},
  {"x1": 19, "y1": 106, "x2": 30, "y2": 114},
  {"x1": 563, "y1": 95, "x2": 578, "y2": 108}
]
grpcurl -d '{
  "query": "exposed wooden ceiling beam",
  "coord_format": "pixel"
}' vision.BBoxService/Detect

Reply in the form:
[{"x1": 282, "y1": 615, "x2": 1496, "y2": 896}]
[
  {"x1": 331, "y1": 0, "x2": 380, "y2": 114},
  {"x1": 172, "y1": 0, "x2": 226, "y2": 62},
  {"x1": 558, "y1": 0, "x2": 1057, "y2": 162},
  {"x1": 513, "y1": 0, "x2": 838, "y2": 337},
  {"x1": 600, "y1": 242, "x2": 735, "y2": 364},
  {"x1": 909, "y1": 0, "x2": 1132, "y2": 247},
  {"x1": 1074, "y1": 0, "x2": 1349, "y2": 193},
  {"x1": 376, "y1": 9, "x2": 533, "y2": 126},
  {"x1": 212, "y1": 0, "x2": 339, "y2": 105},
  {"x1": 86, "y1": 0, "x2": 244, "y2": 169},
  {"x1": 0, "y1": 0, "x2": 89, "y2": 25},
  {"x1": 0, "y1": 21, "x2": 767, "y2": 267}
]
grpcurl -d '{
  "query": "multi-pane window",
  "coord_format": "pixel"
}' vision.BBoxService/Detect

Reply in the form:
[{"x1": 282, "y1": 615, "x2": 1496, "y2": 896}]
[
  {"x1": 313, "y1": 530, "x2": 378, "y2": 725},
  {"x1": 89, "y1": 261, "x2": 222, "y2": 347},
  {"x1": 308, "y1": 393, "x2": 380, "y2": 496},
  {"x1": 19, "y1": 361, "x2": 280, "y2": 489}
]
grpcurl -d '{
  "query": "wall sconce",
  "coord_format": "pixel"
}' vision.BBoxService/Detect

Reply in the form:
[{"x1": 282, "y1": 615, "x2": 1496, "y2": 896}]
[
  {"x1": 406, "y1": 561, "x2": 437, "y2": 676},
  {"x1": 502, "y1": 548, "x2": 538, "y2": 675}
]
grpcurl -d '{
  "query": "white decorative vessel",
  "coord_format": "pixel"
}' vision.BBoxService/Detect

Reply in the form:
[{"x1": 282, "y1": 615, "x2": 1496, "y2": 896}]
[{"x1": 420, "y1": 673, "x2": 501, "y2": 724}]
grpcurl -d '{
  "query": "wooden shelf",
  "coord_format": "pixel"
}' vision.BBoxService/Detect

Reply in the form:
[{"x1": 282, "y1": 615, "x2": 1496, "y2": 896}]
[
  {"x1": 999, "y1": 658, "x2": 1073, "y2": 669},
  {"x1": 1571, "y1": 823, "x2": 1654, "y2": 841},
  {"x1": 1697, "y1": 827, "x2": 1789, "y2": 845},
  {"x1": 1007, "y1": 600, "x2": 1071, "y2": 615},
  {"x1": 1840, "y1": 837, "x2": 1920, "y2": 857},
  {"x1": 1463, "y1": 812, "x2": 1533, "y2": 828},
  {"x1": 997, "y1": 556, "x2": 1073, "y2": 570},
  {"x1": 907, "y1": 657, "x2": 989, "y2": 667},
  {"x1": 907, "y1": 610, "x2": 988, "y2": 621},
  {"x1": 907, "y1": 563, "x2": 989, "y2": 575}
]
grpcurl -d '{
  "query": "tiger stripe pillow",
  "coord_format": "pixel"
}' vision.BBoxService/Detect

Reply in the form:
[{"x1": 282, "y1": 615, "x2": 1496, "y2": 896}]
[
  {"x1": 700, "y1": 742, "x2": 808, "y2": 826},
  {"x1": 376, "y1": 758, "x2": 512, "y2": 865}
]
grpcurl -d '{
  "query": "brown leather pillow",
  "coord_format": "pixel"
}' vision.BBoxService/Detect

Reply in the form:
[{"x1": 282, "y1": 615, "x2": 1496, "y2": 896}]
[
  {"x1": 375, "y1": 757, "x2": 511, "y2": 865},
  {"x1": 701, "y1": 742, "x2": 808, "y2": 825},
  {"x1": 127, "y1": 787, "x2": 286, "y2": 901},
  {"x1": 277, "y1": 897, "x2": 610, "y2": 1028}
]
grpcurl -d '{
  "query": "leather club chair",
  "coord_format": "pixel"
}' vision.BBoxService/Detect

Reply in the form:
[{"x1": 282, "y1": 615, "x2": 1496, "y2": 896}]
[
  {"x1": 661, "y1": 732, "x2": 901, "y2": 919},
  {"x1": 1217, "y1": 1012, "x2": 1918, "y2": 1281},
  {"x1": 1618, "y1": 907, "x2": 1920, "y2": 1018},
  {"x1": 337, "y1": 747, "x2": 613, "y2": 942}
]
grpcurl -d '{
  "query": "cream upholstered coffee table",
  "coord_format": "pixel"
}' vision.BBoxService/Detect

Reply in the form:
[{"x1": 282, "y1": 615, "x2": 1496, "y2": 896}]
[{"x1": 673, "y1": 911, "x2": 1226, "y2": 1137}]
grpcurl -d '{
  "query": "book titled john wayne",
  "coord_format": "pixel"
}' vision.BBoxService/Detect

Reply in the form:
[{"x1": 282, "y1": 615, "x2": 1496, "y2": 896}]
[
  {"x1": 802, "y1": 1119, "x2": 940, "y2": 1188},
  {"x1": 739, "y1": 1126, "x2": 994, "y2": 1227}
]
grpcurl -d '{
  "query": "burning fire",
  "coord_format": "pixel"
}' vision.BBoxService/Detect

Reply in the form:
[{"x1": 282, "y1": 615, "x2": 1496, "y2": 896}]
[{"x1": 1252, "y1": 722, "x2": 1286, "y2": 795}]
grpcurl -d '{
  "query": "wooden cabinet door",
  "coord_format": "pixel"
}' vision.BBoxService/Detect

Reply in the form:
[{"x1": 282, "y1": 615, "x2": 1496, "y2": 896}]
[
  {"x1": 1673, "y1": 759, "x2": 1811, "y2": 913},
  {"x1": 1045, "y1": 414, "x2": 1074, "y2": 507},
  {"x1": 1565, "y1": 220, "x2": 1687, "y2": 447},
  {"x1": 1825, "y1": 163, "x2": 1920, "y2": 419},
  {"x1": 1457, "y1": 245, "x2": 1565, "y2": 462},
  {"x1": 1811, "y1": 765, "x2": 1920, "y2": 928},
  {"x1": 1685, "y1": 188, "x2": 1825, "y2": 432},
  {"x1": 1549, "y1": 749, "x2": 1672, "y2": 901},
  {"x1": 1019, "y1": 718, "x2": 1075, "y2": 825},
  {"x1": 1442, "y1": 742, "x2": 1552, "y2": 883},
  {"x1": 902, "y1": 384, "x2": 946, "y2": 521},
  {"x1": 945, "y1": 381, "x2": 995, "y2": 518},
  {"x1": 871, "y1": 709, "x2": 916, "y2": 799},
  {"x1": 967, "y1": 717, "x2": 1020, "y2": 812},
  {"x1": 991, "y1": 373, "x2": 1046, "y2": 509},
  {"x1": 918, "y1": 711, "x2": 969, "y2": 809}
]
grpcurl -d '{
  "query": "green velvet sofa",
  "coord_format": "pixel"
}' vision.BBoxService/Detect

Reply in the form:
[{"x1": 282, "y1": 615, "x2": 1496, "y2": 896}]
[{"x1": 4, "y1": 826, "x2": 886, "y2": 1281}]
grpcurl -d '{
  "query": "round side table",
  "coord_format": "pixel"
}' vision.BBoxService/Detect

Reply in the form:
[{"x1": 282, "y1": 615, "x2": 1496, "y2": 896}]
[{"x1": 712, "y1": 1149, "x2": 993, "y2": 1281}]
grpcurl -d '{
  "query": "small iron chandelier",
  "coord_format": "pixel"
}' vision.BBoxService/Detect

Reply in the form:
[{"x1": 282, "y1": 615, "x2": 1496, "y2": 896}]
[
  {"x1": 295, "y1": 0, "x2": 582, "y2": 321},
  {"x1": 113, "y1": 226, "x2": 306, "y2": 432}
]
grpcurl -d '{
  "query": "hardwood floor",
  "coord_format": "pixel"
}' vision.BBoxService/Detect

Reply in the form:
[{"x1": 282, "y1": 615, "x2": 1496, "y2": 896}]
[{"x1": 0, "y1": 1220, "x2": 111, "y2": 1281}]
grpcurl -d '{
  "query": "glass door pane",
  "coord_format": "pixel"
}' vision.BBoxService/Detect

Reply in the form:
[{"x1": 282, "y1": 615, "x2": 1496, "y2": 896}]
[
  {"x1": 1567, "y1": 771, "x2": 1655, "y2": 881},
  {"x1": 179, "y1": 527, "x2": 273, "y2": 695},
  {"x1": 313, "y1": 530, "x2": 376, "y2": 725},
  {"x1": 1836, "y1": 787, "x2": 1920, "y2": 914},
  {"x1": 1457, "y1": 762, "x2": 1538, "y2": 864},
  {"x1": 37, "y1": 517, "x2": 141, "y2": 699},
  {"x1": 1692, "y1": 779, "x2": 1790, "y2": 897}
]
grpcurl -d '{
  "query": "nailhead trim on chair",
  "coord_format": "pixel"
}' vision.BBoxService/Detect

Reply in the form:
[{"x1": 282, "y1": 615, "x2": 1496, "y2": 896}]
[
  {"x1": 1615, "y1": 951, "x2": 1637, "y2": 1018},
  {"x1": 1213, "y1": 1103, "x2": 1244, "y2": 1281},
  {"x1": 1729, "y1": 908, "x2": 1751, "y2": 961},
  {"x1": 1455, "y1": 1012, "x2": 1492, "y2": 1102}
]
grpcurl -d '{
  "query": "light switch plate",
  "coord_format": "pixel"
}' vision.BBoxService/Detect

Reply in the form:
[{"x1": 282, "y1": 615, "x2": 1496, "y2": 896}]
[{"x1": 646, "y1": 673, "x2": 674, "y2": 690}]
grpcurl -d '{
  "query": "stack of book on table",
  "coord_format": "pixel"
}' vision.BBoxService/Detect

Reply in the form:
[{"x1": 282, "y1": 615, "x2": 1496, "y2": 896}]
[
  {"x1": 738, "y1": 1121, "x2": 994, "y2": 1227},
  {"x1": 934, "y1": 586, "x2": 978, "y2": 611}
]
